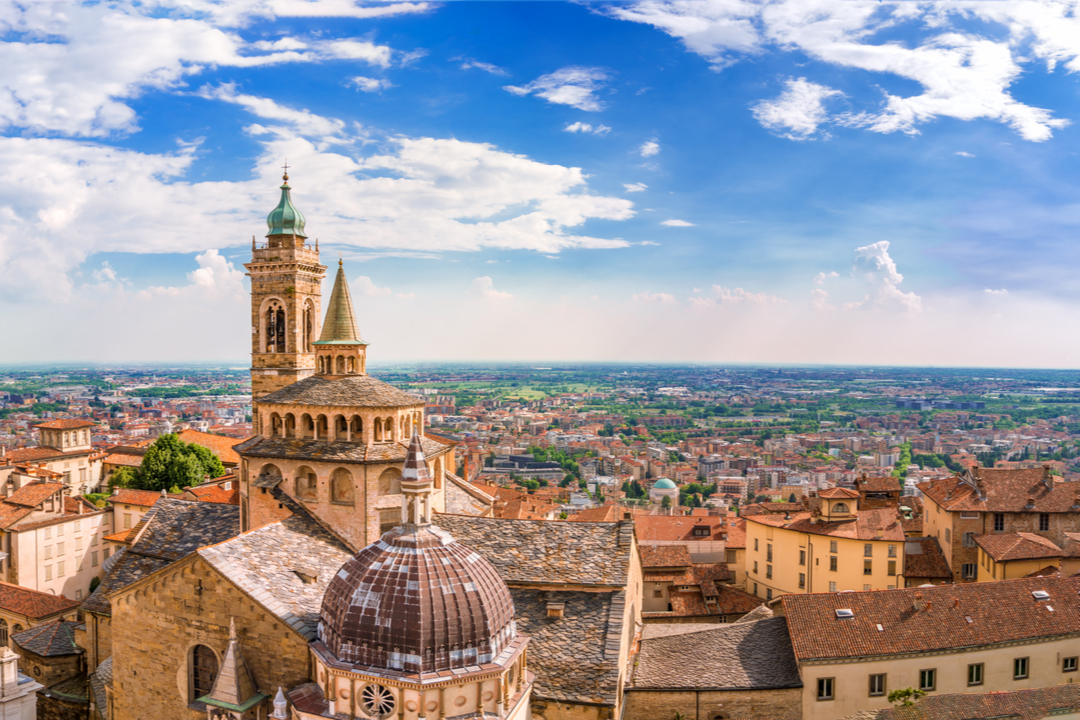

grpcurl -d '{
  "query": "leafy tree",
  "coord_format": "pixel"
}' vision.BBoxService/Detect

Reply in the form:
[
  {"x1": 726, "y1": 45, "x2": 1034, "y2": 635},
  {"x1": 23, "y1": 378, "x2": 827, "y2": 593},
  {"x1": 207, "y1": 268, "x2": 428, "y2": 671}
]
[
  {"x1": 887, "y1": 688, "x2": 926, "y2": 707},
  {"x1": 89, "y1": 576, "x2": 101, "y2": 593},
  {"x1": 108, "y1": 467, "x2": 138, "y2": 489},
  {"x1": 129, "y1": 433, "x2": 225, "y2": 491},
  {"x1": 661, "y1": 495, "x2": 672, "y2": 509},
  {"x1": 788, "y1": 493, "x2": 797, "y2": 503}
]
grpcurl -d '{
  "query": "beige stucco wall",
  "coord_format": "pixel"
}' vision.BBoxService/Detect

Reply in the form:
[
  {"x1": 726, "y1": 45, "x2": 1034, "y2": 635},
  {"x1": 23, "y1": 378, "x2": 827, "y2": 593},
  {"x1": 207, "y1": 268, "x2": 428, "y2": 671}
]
[
  {"x1": 800, "y1": 635, "x2": 1080, "y2": 720},
  {"x1": 7, "y1": 511, "x2": 111, "y2": 601},
  {"x1": 977, "y1": 547, "x2": 1059, "y2": 581},
  {"x1": 745, "y1": 520, "x2": 902, "y2": 599}
]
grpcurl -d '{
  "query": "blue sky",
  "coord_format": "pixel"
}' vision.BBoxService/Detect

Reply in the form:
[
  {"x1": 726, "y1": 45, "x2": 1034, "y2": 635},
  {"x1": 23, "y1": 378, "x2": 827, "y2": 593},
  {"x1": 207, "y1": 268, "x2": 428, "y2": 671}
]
[{"x1": 5, "y1": 0, "x2": 1080, "y2": 366}]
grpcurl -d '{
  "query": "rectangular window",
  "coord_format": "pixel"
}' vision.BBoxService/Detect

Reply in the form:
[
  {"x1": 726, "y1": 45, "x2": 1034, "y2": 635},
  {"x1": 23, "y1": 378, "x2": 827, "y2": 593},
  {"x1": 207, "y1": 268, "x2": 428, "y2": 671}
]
[
  {"x1": 767, "y1": 544, "x2": 773, "y2": 562},
  {"x1": 123, "y1": 514, "x2": 132, "y2": 529},
  {"x1": 44, "y1": 565, "x2": 52, "y2": 581},
  {"x1": 103, "y1": 548, "x2": 110, "y2": 561},
  {"x1": 830, "y1": 556, "x2": 838, "y2": 572},
  {"x1": 945, "y1": 528, "x2": 951, "y2": 544},
  {"x1": 75, "y1": 538, "x2": 82, "y2": 551},
  {"x1": 864, "y1": 559, "x2": 873, "y2": 575},
  {"x1": 799, "y1": 573, "x2": 806, "y2": 589},
  {"x1": 817, "y1": 677, "x2": 834, "y2": 701},
  {"x1": 90, "y1": 535, "x2": 98, "y2": 547},
  {"x1": 1014, "y1": 657, "x2": 1029, "y2": 680},
  {"x1": 1064, "y1": 657, "x2": 1078, "y2": 673},
  {"x1": 766, "y1": 588, "x2": 772, "y2": 600},
  {"x1": 799, "y1": 549, "x2": 806, "y2": 566},
  {"x1": 963, "y1": 532, "x2": 975, "y2": 548},
  {"x1": 864, "y1": 543, "x2": 873, "y2": 557},
  {"x1": 766, "y1": 564, "x2": 772, "y2": 579},
  {"x1": 994, "y1": 513, "x2": 1005, "y2": 531},
  {"x1": 74, "y1": 520, "x2": 80, "y2": 532},
  {"x1": 91, "y1": 552, "x2": 98, "y2": 567},
  {"x1": 869, "y1": 674, "x2": 886, "y2": 697},
  {"x1": 1039, "y1": 513, "x2": 1050, "y2": 532},
  {"x1": 968, "y1": 663, "x2": 983, "y2": 686},
  {"x1": 863, "y1": 584, "x2": 871, "y2": 591},
  {"x1": 44, "y1": 546, "x2": 52, "y2": 560},
  {"x1": 76, "y1": 589, "x2": 82, "y2": 600},
  {"x1": 44, "y1": 528, "x2": 50, "y2": 539},
  {"x1": 754, "y1": 538, "x2": 759, "y2": 551},
  {"x1": 888, "y1": 545, "x2": 896, "y2": 558},
  {"x1": 961, "y1": 563, "x2": 977, "y2": 580},
  {"x1": 829, "y1": 581, "x2": 837, "y2": 592},
  {"x1": 919, "y1": 669, "x2": 936, "y2": 691},
  {"x1": 753, "y1": 561, "x2": 759, "y2": 574},
  {"x1": 754, "y1": 582, "x2": 758, "y2": 595},
  {"x1": 56, "y1": 524, "x2": 64, "y2": 536},
  {"x1": 57, "y1": 542, "x2": 64, "y2": 556},
  {"x1": 888, "y1": 560, "x2": 897, "y2": 576},
  {"x1": 960, "y1": 511, "x2": 980, "y2": 519},
  {"x1": 726, "y1": 550, "x2": 737, "y2": 563},
  {"x1": 57, "y1": 561, "x2": 64, "y2": 577},
  {"x1": 830, "y1": 540, "x2": 838, "y2": 553}
]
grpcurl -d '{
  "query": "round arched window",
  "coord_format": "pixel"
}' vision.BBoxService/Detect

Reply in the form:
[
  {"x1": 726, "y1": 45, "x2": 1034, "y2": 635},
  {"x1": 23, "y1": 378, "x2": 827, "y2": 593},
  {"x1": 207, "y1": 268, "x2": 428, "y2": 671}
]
[
  {"x1": 832, "y1": 503, "x2": 849, "y2": 514},
  {"x1": 361, "y1": 684, "x2": 395, "y2": 718}
]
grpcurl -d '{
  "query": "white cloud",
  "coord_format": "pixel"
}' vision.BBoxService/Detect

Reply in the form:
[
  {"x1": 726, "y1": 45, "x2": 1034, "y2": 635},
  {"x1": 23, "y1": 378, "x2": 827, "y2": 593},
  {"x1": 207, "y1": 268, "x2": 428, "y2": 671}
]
[
  {"x1": 689, "y1": 284, "x2": 786, "y2": 307},
  {"x1": 639, "y1": 241, "x2": 660, "y2": 246},
  {"x1": 197, "y1": 85, "x2": 347, "y2": 140},
  {"x1": 662, "y1": 219, "x2": 694, "y2": 227},
  {"x1": 985, "y1": 288, "x2": 1009, "y2": 295},
  {"x1": 639, "y1": 138, "x2": 660, "y2": 156},
  {"x1": 353, "y1": 275, "x2": 393, "y2": 297},
  {"x1": 185, "y1": 249, "x2": 244, "y2": 292},
  {"x1": 623, "y1": 182, "x2": 648, "y2": 192},
  {"x1": 564, "y1": 122, "x2": 612, "y2": 135},
  {"x1": 349, "y1": 76, "x2": 394, "y2": 93},
  {"x1": 632, "y1": 291, "x2": 677, "y2": 303},
  {"x1": 753, "y1": 78, "x2": 843, "y2": 141},
  {"x1": 611, "y1": 1, "x2": 1071, "y2": 142},
  {"x1": 460, "y1": 59, "x2": 509, "y2": 76},
  {"x1": 471, "y1": 276, "x2": 512, "y2": 300},
  {"x1": 810, "y1": 287, "x2": 832, "y2": 311},
  {"x1": 851, "y1": 240, "x2": 922, "y2": 312},
  {"x1": 813, "y1": 271, "x2": 839, "y2": 285},
  {"x1": 322, "y1": 39, "x2": 395, "y2": 67},
  {"x1": 504, "y1": 67, "x2": 610, "y2": 112},
  {"x1": 956, "y1": 151, "x2": 975, "y2": 158}
]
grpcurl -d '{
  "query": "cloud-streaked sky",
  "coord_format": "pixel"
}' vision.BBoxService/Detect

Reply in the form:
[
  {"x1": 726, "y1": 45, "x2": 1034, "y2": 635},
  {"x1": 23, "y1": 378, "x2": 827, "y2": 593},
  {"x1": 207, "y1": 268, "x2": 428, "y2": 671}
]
[{"x1": 5, "y1": 0, "x2": 1080, "y2": 367}]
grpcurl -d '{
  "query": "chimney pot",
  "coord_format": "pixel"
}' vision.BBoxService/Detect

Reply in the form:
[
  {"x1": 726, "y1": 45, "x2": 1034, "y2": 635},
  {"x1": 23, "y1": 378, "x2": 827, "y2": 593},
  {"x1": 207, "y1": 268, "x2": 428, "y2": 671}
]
[{"x1": 913, "y1": 594, "x2": 924, "y2": 611}]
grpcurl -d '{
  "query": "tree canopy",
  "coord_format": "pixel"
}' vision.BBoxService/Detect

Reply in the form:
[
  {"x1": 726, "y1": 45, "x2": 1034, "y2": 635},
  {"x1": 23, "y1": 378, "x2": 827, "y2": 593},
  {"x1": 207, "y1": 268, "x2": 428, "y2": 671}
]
[{"x1": 110, "y1": 433, "x2": 224, "y2": 492}]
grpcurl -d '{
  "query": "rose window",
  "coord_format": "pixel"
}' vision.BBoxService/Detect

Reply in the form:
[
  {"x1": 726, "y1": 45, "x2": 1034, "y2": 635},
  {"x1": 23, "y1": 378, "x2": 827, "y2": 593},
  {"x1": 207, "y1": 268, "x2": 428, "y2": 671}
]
[{"x1": 361, "y1": 684, "x2": 395, "y2": 718}]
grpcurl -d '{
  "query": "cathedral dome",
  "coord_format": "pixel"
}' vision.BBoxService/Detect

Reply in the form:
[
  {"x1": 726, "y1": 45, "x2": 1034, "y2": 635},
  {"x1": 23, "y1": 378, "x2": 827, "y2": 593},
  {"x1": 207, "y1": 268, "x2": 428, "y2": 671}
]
[
  {"x1": 266, "y1": 172, "x2": 307, "y2": 238},
  {"x1": 318, "y1": 432, "x2": 517, "y2": 675},
  {"x1": 319, "y1": 525, "x2": 516, "y2": 674}
]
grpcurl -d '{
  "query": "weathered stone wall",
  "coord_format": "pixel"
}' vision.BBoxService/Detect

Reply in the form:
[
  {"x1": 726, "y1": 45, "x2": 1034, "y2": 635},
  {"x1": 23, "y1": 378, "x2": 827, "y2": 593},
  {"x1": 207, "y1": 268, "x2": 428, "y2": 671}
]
[
  {"x1": 531, "y1": 700, "x2": 614, "y2": 720},
  {"x1": 109, "y1": 555, "x2": 312, "y2": 720},
  {"x1": 16, "y1": 650, "x2": 81, "y2": 690},
  {"x1": 623, "y1": 688, "x2": 801, "y2": 720},
  {"x1": 37, "y1": 691, "x2": 86, "y2": 720}
]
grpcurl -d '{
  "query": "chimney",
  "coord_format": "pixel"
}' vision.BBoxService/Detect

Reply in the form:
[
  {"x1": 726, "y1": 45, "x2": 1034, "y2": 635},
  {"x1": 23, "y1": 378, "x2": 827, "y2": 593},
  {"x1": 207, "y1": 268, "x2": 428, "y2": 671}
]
[
  {"x1": 913, "y1": 594, "x2": 923, "y2": 611},
  {"x1": 875, "y1": 528, "x2": 884, "y2": 540}
]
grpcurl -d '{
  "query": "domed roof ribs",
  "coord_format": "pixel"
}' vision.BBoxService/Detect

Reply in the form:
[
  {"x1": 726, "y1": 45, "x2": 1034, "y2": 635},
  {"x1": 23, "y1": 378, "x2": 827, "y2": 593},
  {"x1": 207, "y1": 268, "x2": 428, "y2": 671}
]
[
  {"x1": 265, "y1": 169, "x2": 308, "y2": 239},
  {"x1": 315, "y1": 260, "x2": 364, "y2": 345}
]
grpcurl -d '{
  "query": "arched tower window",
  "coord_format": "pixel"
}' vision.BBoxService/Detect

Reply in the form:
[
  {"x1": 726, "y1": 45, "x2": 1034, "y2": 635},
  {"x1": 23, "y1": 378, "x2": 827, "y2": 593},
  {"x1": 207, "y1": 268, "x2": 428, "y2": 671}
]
[
  {"x1": 190, "y1": 645, "x2": 219, "y2": 703},
  {"x1": 304, "y1": 304, "x2": 314, "y2": 352},
  {"x1": 265, "y1": 302, "x2": 287, "y2": 353},
  {"x1": 0, "y1": 619, "x2": 8, "y2": 646},
  {"x1": 331, "y1": 468, "x2": 355, "y2": 504},
  {"x1": 296, "y1": 466, "x2": 317, "y2": 501}
]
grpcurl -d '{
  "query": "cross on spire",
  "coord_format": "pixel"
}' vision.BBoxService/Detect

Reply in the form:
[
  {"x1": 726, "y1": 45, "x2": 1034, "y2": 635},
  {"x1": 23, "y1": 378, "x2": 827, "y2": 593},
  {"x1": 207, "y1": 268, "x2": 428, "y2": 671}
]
[{"x1": 282, "y1": 159, "x2": 290, "y2": 182}]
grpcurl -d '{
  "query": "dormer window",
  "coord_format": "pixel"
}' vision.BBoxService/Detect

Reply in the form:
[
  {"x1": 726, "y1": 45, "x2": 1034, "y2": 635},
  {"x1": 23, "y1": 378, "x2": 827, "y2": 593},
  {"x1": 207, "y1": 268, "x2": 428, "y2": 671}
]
[
  {"x1": 546, "y1": 602, "x2": 565, "y2": 619},
  {"x1": 832, "y1": 503, "x2": 849, "y2": 514},
  {"x1": 692, "y1": 526, "x2": 710, "y2": 537}
]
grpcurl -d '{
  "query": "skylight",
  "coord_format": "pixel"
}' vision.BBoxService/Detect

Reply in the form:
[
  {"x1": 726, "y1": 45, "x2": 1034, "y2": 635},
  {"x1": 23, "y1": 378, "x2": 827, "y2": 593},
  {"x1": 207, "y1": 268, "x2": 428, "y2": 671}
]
[
  {"x1": 835, "y1": 609, "x2": 854, "y2": 619},
  {"x1": 1032, "y1": 590, "x2": 1050, "y2": 601}
]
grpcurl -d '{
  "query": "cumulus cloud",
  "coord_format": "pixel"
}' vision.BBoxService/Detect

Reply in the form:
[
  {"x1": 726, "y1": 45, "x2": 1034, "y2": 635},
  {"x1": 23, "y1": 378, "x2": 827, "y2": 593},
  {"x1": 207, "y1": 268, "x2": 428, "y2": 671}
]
[
  {"x1": 504, "y1": 67, "x2": 611, "y2": 112},
  {"x1": 813, "y1": 271, "x2": 839, "y2": 285},
  {"x1": 632, "y1": 291, "x2": 677, "y2": 303},
  {"x1": 460, "y1": 59, "x2": 509, "y2": 76},
  {"x1": 353, "y1": 275, "x2": 393, "y2": 297},
  {"x1": 662, "y1": 219, "x2": 694, "y2": 227},
  {"x1": 689, "y1": 285, "x2": 786, "y2": 307},
  {"x1": 349, "y1": 76, "x2": 394, "y2": 93},
  {"x1": 564, "y1": 122, "x2": 612, "y2": 135},
  {"x1": 471, "y1": 276, "x2": 512, "y2": 300},
  {"x1": 610, "y1": 1, "x2": 1072, "y2": 142},
  {"x1": 850, "y1": 241, "x2": 922, "y2": 312},
  {"x1": 810, "y1": 287, "x2": 832, "y2": 311},
  {"x1": 956, "y1": 151, "x2": 975, "y2": 158},
  {"x1": 639, "y1": 138, "x2": 660, "y2": 157},
  {"x1": 985, "y1": 288, "x2": 1009, "y2": 295},
  {"x1": 753, "y1": 78, "x2": 843, "y2": 141},
  {"x1": 623, "y1": 182, "x2": 648, "y2": 192}
]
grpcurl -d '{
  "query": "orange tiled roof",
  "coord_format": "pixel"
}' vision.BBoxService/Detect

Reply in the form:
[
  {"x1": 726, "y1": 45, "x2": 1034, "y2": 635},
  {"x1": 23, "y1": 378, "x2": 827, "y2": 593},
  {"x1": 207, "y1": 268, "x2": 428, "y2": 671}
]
[
  {"x1": 6, "y1": 482, "x2": 64, "y2": 508},
  {"x1": 919, "y1": 466, "x2": 1080, "y2": 514},
  {"x1": 103, "y1": 528, "x2": 136, "y2": 544},
  {"x1": 571, "y1": 505, "x2": 618, "y2": 522},
  {"x1": 103, "y1": 453, "x2": 143, "y2": 467},
  {"x1": 187, "y1": 484, "x2": 240, "y2": 506},
  {"x1": 107, "y1": 488, "x2": 163, "y2": 508},
  {"x1": 745, "y1": 507, "x2": 905, "y2": 542},
  {"x1": 640, "y1": 545, "x2": 692, "y2": 568},
  {"x1": 725, "y1": 518, "x2": 746, "y2": 549},
  {"x1": 176, "y1": 429, "x2": 250, "y2": 466},
  {"x1": 819, "y1": 487, "x2": 861, "y2": 499},
  {"x1": 635, "y1": 515, "x2": 726, "y2": 542},
  {"x1": 33, "y1": 419, "x2": 96, "y2": 430},
  {"x1": 0, "y1": 581, "x2": 79, "y2": 619},
  {"x1": 975, "y1": 532, "x2": 1063, "y2": 562}
]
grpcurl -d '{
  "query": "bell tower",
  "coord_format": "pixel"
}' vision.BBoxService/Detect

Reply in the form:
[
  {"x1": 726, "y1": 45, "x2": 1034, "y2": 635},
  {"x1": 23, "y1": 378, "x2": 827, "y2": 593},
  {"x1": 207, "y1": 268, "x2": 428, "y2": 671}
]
[{"x1": 246, "y1": 167, "x2": 327, "y2": 402}]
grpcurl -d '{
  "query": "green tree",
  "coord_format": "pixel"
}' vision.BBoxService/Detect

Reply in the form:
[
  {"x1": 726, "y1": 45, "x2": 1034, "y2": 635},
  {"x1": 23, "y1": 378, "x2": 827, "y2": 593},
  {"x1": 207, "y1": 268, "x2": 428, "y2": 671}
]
[
  {"x1": 661, "y1": 495, "x2": 672, "y2": 509},
  {"x1": 131, "y1": 433, "x2": 225, "y2": 491},
  {"x1": 788, "y1": 493, "x2": 797, "y2": 503},
  {"x1": 887, "y1": 688, "x2": 926, "y2": 707},
  {"x1": 107, "y1": 467, "x2": 137, "y2": 489}
]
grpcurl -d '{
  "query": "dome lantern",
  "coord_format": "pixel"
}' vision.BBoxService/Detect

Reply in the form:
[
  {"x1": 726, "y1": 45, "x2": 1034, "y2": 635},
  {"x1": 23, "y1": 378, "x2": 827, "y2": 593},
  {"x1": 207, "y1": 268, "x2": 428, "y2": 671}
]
[{"x1": 265, "y1": 166, "x2": 308, "y2": 239}]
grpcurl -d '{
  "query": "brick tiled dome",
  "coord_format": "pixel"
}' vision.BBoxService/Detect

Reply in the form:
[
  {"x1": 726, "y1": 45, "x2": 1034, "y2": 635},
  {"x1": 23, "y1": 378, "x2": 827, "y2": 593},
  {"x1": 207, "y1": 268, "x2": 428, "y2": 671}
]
[{"x1": 319, "y1": 525, "x2": 517, "y2": 674}]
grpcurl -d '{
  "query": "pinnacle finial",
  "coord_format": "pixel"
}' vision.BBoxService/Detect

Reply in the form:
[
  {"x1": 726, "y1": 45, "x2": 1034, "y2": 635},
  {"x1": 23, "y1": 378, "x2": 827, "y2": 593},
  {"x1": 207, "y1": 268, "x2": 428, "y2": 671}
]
[
  {"x1": 282, "y1": 159, "x2": 290, "y2": 183},
  {"x1": 339, "y1": 255, "x2": 343, "y2": 267},
  {"x1": 229, "y1": 616, "x2": 237, "y2": 641}
]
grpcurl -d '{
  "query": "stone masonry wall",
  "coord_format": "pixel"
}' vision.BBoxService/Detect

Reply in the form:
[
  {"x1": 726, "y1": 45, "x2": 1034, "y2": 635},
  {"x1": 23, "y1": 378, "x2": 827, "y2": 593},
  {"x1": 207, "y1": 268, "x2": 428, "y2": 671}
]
[
  {"x1": 623, "y1": 688, "x2": 801, "y2": 720},
  {"x1": 110, "y1": 555, "x2": 311, "y2": 720}
]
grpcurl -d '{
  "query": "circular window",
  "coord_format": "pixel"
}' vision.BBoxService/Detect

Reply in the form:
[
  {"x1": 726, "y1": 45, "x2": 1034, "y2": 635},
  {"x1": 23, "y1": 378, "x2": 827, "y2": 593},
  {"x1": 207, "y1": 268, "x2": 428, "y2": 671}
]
[{"x1": 361, "y1": 684, "x2": 395, "y2": 718}]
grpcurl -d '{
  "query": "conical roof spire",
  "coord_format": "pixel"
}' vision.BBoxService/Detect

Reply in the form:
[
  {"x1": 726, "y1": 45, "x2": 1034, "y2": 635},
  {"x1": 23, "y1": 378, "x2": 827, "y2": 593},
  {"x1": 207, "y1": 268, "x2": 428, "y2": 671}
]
[
  {"x1": 399, "y1": 429, "x2": 433, "y2": 529},
  {"x1": 402, "y1": 429, "x2": 432, "y2": 486},
  {"x1": 316, "y1": 261, "x2": 364, "y2": 345},
  {"x1": 266, "y1": 167, "x2": 307, "y2": 238},
  {"x1": 202, "y1": 618, "x2": 267, "y2": 712}
]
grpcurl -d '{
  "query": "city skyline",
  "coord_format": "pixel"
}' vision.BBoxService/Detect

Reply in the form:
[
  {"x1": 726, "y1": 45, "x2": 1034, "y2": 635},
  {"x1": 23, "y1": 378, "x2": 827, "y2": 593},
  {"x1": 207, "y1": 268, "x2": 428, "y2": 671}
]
[{"x1": 4, "y1": 1, "x2": 1080, "y2": 366}]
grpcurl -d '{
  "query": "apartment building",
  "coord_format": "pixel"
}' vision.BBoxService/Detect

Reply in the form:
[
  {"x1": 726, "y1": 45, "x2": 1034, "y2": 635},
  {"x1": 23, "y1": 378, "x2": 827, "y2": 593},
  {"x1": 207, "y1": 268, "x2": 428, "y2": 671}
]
[
  {"x1": 919, "y1": 465, "x2": 1080, "y2": 582},
  {"x1": 744, "y1": 488, "x2": 906, "y2": 600},
  {"x1": 3, "y1": 418, "x2": 103, "y2": 494},
  {"x1": 780, "y1": 577, "x2": 1080, "y2": 720}
]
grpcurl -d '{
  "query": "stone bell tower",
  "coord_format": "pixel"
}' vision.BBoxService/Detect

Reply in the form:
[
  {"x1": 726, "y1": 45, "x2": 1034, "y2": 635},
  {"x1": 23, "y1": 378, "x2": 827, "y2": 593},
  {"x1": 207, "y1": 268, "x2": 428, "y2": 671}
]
[{"x1": 246, "y1": 167, "x2": 327, "y2": 402}]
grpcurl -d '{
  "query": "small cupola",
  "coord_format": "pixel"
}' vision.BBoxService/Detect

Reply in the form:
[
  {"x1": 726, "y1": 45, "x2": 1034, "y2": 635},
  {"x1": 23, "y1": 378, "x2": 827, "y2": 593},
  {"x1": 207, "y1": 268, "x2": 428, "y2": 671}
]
[
  {"x1": 265, "y1": 167, "x2": 307, "y2": 246},
  {"x1": 313, "y1": 260, "x2": 369, "y2": 378}
]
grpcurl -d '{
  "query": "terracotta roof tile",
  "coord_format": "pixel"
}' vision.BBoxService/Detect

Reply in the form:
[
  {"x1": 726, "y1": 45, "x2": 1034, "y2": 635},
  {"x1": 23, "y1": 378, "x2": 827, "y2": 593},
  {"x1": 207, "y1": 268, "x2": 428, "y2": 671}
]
[
  {"x1": 902, "y1": 537, "x2": 952, "y2": 579},
  {"x1": 640, "y1": 545, "x2": 692, "y2": 568},
  {"x1": 855, "y1": 683, "x2": 1080, "y2": 720},
  {"x1": 107, "y1": 489, "x2": 164, "y2": 508},
  {"x1": 0, "y1": 581, "x2": 79, "y2": 619},
  {"x1": 634, "y1": 515, "x2": 725, "y2": 542},
  {"x1": 175, "y1": 429, "x2": 249, "y2": 466},
  {"x1": 33, "y1": 419, "x2": 96, "y2": 430},
  {"x1": 781, "y1": 576, "x2": 1080, "y2": 662},
  {"x1": 4, "y1": 482, "x2": 63, "y2": 508},
  {"x1": 919, "y1": 466, "x2": 1080, "y2": 514},
  {"x1": 746, "y1": 507, "x2": 905, "y2": 541},
  {"x1": 974, "y1": 532, "x2": 1063, "y2": 562}
]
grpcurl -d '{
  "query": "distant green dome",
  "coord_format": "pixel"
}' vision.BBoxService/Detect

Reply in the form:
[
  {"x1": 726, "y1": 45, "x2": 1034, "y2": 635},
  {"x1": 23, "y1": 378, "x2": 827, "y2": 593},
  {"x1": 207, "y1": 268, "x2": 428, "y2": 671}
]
[
  {"x1": 653, "y1": 478, "x2": 677, "y2": 489},
  {"x1": 266, "y1": 173, "x2": 307, "y2": 238}
]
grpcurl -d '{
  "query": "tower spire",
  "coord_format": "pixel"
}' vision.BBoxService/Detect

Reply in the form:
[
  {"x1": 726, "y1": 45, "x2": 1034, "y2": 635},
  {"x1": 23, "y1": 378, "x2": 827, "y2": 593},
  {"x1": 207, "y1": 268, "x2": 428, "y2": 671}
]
[
  {"x1": 400, "y1": 429, "x2": 433, "y2": 530},
  {"x1": 266, "y1": 167, "x2": 307, "y2": 238},
  {"x1": 317, "y1": 262, "x2": 362, "y2": 344}
]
